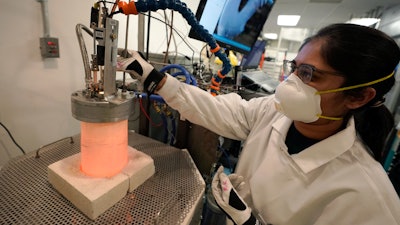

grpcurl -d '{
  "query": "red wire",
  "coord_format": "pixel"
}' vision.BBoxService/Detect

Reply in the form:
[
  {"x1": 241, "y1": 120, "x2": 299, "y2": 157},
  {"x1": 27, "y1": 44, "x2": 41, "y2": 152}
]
[
  {"x1": 139, "y1": 98, "x2": 163, "y2": 127},
  {"x1": 110, "y1": 0, "x2": 120, "y2": 15}
]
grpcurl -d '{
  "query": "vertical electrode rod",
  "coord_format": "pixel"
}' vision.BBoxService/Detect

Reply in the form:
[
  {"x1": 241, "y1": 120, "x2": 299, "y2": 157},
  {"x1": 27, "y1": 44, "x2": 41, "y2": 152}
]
[{"x1": 122, "y1": 0, "x2": 131, "y2": 91}]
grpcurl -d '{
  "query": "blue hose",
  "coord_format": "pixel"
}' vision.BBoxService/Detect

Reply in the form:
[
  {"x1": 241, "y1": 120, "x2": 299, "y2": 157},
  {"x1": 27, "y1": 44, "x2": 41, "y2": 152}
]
[
  {"x1": 160, "y1": 64, "x2": 197, "y2": 86},
  {"x1": 138, "y1": 92, "x2": 165, "y2": 103},
  {"x1": 170, "y1": 71, "x2": 198, "y2": 86}
]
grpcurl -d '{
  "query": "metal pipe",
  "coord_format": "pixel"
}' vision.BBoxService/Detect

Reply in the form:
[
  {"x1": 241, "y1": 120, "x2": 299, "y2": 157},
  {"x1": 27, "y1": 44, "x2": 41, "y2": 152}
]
[
  {"x1": 138, "y1": 14, "x2": 145, "y2": 52},
  {"x1": 37, "y1": 0, "x2": 50, "y2": 37},
  {"x1": 75, "y1": 24, "x2": 93, "y2": 84},
  {"x1": 122, "y1": 1, "x2": 131, "y2": 91}
]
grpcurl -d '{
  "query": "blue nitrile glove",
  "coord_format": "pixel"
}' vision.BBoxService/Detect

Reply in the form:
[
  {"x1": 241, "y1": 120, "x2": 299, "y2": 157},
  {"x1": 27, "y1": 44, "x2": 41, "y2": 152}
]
[
  {"x1": 217, "y1": 0, "x2": 272, "y2": 38},
  {"x1": 212, "y1": 166, "x2": 261, "y2": 225},
  {"x1": 117, "y1": 48, "x2": 165, "y2": 94}
]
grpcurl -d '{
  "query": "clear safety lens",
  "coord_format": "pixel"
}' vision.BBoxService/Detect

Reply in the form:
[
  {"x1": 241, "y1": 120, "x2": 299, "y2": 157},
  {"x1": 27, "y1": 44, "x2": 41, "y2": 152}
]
[
  {"x1": 282, "y1": 60, "x2": 294, "y2": 77},
  {"x1": 283, "y1": 60, "x2": 313, "y2": 83},
  {"x1": 297, "y1": 64, "x2": 313, "y2": 83}
]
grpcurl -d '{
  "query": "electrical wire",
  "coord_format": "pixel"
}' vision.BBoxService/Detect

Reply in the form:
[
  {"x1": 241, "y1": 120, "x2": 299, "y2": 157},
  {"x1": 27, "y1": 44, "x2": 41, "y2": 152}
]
[
  {"x1": 140, "y1": 12, "x2": 196, "y2": 66},
  {"x1": 146, "y1": 11, "x2": 151, "y2": 60},
  {"x1": 97, "y1": 0, "x2": 117, "y2": 4},
  {"x1": 163, "y1": 10, "x2": 174, "y2": 64},
  {"x1": 166, "y1": 11, "x2": 179, "y2": 65},
  {"x1": 110, "y1": 0, "x2": 120, "y2": 16},
  {"x1": 0, "y1": 122, "x2": 26, "y2": 155},
  {"x1": 154, "y1": 11, "x2": 196, "y2": 61},
  {"x1": 152, "y1": 11, "x2": 171, "y2": 56},
  {"x1": 199, "y1": 44, "x2": 212, "y2": 69},
  {"x1": 139, "y1": 97, "x2": 163, "y2": 127},
  {"x1": 97, "y1": 0, "x2": 120, "y2": 16},
  {"x1": 199, "y1": 44, "x2": 206, "y2": 70},
  {"x1": 171, "y1": 23, "x2": 179, "y2": 64}
]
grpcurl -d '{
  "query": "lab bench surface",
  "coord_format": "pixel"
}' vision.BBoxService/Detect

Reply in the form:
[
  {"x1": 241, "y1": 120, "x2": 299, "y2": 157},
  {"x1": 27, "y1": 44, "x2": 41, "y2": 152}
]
[{"x1": 0, "y1": 131, "x2": 205, "y2": 225}]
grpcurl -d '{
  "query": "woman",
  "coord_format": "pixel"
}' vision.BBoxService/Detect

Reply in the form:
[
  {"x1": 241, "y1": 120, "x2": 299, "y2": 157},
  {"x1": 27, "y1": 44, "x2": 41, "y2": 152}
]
[{"x1": 118, "y1": 23, "x2": 400, "y2": 224}]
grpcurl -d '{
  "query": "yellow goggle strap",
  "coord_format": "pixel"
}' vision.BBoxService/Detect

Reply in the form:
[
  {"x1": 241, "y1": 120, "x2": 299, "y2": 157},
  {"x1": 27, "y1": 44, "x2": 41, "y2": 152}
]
[{"x1": 316, "y1": 71, "x2": 395, "y2": 95}]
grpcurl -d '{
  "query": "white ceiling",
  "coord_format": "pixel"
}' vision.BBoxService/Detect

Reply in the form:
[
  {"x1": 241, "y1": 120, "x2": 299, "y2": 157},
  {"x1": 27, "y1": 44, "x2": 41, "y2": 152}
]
[{"x1": 263, "y1": 0, "x2": 400, "y2": 35}]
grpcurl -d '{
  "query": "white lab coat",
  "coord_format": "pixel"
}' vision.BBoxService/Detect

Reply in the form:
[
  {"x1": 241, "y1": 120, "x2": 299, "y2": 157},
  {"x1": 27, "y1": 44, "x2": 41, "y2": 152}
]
[{"x1": 158, "y1": 75, "x2": 400, "y2": 225}]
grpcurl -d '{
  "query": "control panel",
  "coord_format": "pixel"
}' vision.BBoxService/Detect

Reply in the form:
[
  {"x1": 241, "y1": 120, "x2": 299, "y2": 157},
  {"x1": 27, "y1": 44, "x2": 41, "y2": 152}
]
[{"x1": 40, "y1": 37, "x2": 60, "y2": 58}]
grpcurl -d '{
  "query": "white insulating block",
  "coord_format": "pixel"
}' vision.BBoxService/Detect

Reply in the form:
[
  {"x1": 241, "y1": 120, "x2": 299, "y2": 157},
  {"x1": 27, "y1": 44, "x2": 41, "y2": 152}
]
[
  {"x1": 123, "y1": 147, "x2": 155, "y2": 192},
  {"x1": 47, "y1": 146, "x2": 155, "y2": 220}
]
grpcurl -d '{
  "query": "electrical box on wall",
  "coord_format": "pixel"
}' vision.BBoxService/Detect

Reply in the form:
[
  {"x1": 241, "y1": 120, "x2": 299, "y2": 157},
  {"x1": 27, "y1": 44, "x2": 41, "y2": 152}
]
[{"x1": 40, "y1": 37, "x2": 60, "y2": 58}]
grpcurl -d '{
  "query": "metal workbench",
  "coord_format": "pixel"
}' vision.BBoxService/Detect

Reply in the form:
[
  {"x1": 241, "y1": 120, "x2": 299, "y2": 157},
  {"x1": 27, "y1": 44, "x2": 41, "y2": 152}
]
[{"x1": 0, "y1": 131, "x2": 205, "y2": 225}]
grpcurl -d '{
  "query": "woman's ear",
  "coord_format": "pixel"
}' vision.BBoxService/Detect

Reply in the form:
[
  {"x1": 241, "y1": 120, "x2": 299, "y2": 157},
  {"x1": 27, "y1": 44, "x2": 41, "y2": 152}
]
[{"x1": 345, "y1": 87, "x2": 376, "y2": 109}]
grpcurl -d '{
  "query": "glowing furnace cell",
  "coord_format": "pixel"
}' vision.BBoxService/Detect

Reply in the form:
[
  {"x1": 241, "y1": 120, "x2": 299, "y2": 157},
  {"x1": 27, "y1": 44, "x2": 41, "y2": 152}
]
[{"x1": 80, "y1": 120, "x2": 128, "y2": 177}]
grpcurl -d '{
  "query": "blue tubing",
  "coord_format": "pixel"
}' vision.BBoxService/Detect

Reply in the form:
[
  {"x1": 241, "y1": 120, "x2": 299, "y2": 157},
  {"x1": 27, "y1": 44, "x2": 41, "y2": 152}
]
[
  {"x1": 138, "y1": 92, "x2": 165, "y2": 103},
  {"x1": 171, "y1": 71, "x2": 190, "y2": 84},
  {"x1": 170, "y1": 72, "x2": 198, "y2": 86},
  {"x1": 160, "y1": 64, "x2": 197, "y2": 86}
]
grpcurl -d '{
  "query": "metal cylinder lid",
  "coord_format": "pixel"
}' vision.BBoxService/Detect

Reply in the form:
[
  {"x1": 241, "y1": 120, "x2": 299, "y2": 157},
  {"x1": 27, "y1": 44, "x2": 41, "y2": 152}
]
[{"x1": 71, "y1": 90, "x2": 135, "y2": 123}]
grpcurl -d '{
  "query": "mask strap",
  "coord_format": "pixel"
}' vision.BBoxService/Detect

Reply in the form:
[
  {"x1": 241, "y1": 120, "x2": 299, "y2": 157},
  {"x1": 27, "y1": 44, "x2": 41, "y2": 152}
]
[
  {"x1": 317, "y1": 114, "x2": 343, "y2": 121},
  {"x1": 316, "y1": 70, "x2": 395, "y2": 95}
]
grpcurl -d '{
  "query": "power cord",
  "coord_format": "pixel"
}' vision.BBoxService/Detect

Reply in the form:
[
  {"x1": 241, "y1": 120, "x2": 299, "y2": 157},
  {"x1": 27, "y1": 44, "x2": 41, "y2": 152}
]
[{"x1": 0, "y1": 122, "x2": 26, "y2": 155}]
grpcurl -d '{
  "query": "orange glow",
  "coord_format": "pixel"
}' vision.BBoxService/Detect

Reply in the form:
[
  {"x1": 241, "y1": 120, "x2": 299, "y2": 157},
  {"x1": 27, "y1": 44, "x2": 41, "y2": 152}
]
[{"x1": 80, "y1": 120, "x2": 128, "y2": 177}]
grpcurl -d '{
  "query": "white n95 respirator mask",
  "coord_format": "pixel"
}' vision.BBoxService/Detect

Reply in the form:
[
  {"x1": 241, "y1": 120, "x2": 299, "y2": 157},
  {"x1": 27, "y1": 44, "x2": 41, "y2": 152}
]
[
  {"x1": 274, "y1": 69, "x2": 396, "y2": 123},
  {"x1": 274, "y1": 74, "x2": 323, "y2": 123}
]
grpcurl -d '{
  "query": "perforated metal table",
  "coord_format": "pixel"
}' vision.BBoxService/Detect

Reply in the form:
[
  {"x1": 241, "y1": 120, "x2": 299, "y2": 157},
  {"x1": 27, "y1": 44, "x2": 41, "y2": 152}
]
[{"x1": 0, "y1": 131, "x2": 205, "y2": 225}]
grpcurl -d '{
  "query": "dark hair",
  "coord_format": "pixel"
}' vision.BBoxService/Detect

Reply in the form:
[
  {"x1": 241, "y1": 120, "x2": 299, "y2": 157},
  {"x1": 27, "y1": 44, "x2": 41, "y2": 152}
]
[{"x1": 303, "y1": 23, "x2": 400, "y2": 161}]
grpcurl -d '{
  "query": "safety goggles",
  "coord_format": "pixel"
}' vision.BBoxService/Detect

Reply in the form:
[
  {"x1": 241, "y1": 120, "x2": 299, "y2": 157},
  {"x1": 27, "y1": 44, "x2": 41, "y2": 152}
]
[
  {"x1": 283, "y1": 60, "x2": 395, "y2": 95},
  {"x1": 283, "y1": 60, "x2": 343, "y2": 84}
]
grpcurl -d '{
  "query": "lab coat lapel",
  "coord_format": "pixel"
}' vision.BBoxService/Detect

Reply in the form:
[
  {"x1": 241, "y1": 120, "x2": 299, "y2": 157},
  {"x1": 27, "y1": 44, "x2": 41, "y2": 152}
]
[{"x1": 291, "y1": 117, "x2": 356, "y2": 174}]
